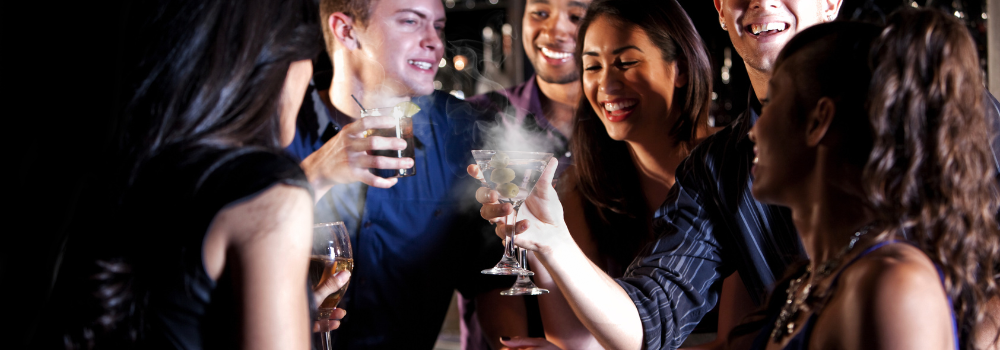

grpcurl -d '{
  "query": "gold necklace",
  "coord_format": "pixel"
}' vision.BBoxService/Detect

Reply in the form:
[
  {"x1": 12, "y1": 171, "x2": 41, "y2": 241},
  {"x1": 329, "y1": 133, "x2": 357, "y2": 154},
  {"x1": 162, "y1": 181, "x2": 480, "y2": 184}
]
[{"x1": 770, "y1": 225, "x2": 872, "y2": 341}]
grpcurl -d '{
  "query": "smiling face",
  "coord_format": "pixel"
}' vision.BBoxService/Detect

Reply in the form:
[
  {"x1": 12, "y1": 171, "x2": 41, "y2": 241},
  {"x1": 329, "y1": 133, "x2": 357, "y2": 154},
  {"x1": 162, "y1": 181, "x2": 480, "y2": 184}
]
[
  {"x1": 717, "y1": 0, "x2": 835, "y2": 75},
  {"x1": 522, "y1": 0, "x2": 591, "y2": 84},
  {"x1": 581, "y1": 16, "x2": 684, "y2": 142},
  {"x1": 354, "y1": 0, "x2": 445, "y2": 97},
  {"x1": 748, "y1": 64, "x2": 813, "y2": 205}
]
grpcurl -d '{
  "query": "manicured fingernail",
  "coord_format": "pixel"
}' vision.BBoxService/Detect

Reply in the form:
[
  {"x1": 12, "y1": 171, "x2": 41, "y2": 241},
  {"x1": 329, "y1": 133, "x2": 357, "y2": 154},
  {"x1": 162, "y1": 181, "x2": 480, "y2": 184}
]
[{"x1": 500, "y1": 336, "x2": 510, "y2": 341}]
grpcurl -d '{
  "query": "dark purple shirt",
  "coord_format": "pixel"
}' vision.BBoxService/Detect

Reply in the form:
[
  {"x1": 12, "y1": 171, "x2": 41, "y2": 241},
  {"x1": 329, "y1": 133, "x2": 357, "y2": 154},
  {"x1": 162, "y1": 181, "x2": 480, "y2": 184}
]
[
  {"x1": 466, "y1": 74, "x2": 573, "y2": 176},
  {"x1": 460, "y1": 76, "x2": 572, "y2": 350}
]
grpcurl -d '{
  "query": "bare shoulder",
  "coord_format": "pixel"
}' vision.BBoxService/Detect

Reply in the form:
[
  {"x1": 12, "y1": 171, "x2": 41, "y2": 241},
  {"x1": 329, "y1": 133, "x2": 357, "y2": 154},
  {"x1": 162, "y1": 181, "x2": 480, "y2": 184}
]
[
  {"x1": 203, "y1": 184, "x2": 313, "y2": 279},
  {"x1": 833, "y1": 242, "x2": 954, "y2": 349},
  {"x1": 214, "y1": 183, "x2": 312, "y2": 243}
]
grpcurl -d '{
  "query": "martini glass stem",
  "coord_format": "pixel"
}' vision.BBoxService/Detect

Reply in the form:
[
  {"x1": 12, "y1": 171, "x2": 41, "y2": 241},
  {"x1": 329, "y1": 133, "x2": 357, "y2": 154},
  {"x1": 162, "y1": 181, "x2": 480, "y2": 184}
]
[{"x1": 502, "y1": 200, "x2": 520, "y2": 264}]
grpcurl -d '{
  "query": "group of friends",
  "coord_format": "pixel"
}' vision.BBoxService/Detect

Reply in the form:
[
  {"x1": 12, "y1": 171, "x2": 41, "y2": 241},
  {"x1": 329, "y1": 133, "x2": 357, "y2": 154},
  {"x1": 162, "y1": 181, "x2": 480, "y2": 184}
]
[{"x1": 41, "y1": 0, "x2": 1000, "y2": 349}]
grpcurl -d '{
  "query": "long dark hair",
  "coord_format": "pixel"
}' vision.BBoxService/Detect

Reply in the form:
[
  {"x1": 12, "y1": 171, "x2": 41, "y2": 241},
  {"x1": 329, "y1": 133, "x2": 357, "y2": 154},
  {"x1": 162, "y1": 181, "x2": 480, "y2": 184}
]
[
  {"x1": 569, "y1": 0, "x2": 712, "y2": 269},
  {"x1": 866, "y1": 8, "x2": 1000, "y2": 347},
  {"x1": 63, "y1": 0, "x2": 322, "y2": 347},
  {"x1": 121, "y1": 0, "x2": 322, "y2": 184}
]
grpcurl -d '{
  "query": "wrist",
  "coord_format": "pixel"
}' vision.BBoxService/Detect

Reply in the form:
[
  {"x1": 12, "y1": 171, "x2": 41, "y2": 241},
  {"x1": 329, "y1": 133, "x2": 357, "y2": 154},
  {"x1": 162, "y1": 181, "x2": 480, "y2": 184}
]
[{"x1": 536, "y1": 226, "x2": 580, "y2": 264}]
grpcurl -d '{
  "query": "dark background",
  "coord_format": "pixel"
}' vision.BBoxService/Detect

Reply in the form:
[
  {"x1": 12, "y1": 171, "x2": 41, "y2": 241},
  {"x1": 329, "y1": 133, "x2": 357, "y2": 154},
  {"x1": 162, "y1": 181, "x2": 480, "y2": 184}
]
[{"x1": 7, "y1": 0, "x2": 989, "y2": 347}]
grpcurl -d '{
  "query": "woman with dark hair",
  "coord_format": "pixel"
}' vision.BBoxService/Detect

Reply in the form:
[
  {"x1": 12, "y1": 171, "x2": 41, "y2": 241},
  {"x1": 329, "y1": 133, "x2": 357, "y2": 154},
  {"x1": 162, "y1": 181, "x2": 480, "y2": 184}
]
[
  {"x1": 44, "y1": 0, "x2": 351, "y2": 348},
  {"x1": 743, "y1": 9, "x2": 999, "y2": 349},
  {"x1": 491, "y1": 0, "x2": 723, "y2": 347}
]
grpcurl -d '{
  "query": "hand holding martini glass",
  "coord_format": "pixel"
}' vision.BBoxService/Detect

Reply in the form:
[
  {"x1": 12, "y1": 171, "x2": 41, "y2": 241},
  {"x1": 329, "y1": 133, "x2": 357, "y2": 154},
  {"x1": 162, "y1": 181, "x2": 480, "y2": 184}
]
[{"x1": 472, "y1": 150, "x2": 552, "y2": 295}]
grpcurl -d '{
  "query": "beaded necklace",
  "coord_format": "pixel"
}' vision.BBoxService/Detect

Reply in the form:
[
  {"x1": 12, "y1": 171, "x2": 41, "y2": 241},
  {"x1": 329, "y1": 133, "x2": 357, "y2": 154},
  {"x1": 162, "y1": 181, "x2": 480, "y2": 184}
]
[{"x1": 770, "y1": 225, "x2": 872, "y2": 341}]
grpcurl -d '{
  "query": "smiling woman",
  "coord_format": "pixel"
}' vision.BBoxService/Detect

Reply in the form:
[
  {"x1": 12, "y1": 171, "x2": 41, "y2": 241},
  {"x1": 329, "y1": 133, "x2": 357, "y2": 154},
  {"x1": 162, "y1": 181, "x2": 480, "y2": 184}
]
[{"x1": 519, "y1": 0, "x2": 718, "y2": 348}]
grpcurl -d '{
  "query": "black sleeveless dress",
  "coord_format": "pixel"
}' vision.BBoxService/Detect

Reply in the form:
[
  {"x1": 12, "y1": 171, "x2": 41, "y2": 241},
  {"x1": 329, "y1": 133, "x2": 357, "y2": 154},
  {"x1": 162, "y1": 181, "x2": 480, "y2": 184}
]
[{"x1": 120, "y1": 144, "x2": 313, "y2": 349}]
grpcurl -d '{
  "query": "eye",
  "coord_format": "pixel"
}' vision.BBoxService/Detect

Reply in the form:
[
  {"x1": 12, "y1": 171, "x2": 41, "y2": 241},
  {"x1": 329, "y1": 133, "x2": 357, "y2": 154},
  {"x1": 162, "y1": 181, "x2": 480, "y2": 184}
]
[
  {"x1": 616, "y1": 60, "x2": 638, "y2": 69},
  {"x1": 760, "y1": 98, "x2": 770, "y2": 107},
  {"x1": 584, "y1": 64, "x2": 601, "y2": 72},
  {"x1": 531, "y1": 11, "x2": 549, "y2": 20}
]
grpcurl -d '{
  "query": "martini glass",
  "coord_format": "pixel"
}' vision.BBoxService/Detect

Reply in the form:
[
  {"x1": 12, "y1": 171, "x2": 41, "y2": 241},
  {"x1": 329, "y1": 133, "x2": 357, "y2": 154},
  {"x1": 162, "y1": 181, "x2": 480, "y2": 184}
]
[
  {"x1": 500, "y1": 249, "x2": 549, "y2": 295},
  {"x1": 472, "y1": 150, "x2": 554, "y2": 276}
]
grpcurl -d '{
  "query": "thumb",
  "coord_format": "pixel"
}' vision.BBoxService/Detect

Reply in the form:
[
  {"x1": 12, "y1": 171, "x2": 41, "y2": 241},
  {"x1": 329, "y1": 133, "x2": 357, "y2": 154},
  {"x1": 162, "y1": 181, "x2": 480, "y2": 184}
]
[{"x1": 532, "y1": 158, "x2": 559, "y2": 200}]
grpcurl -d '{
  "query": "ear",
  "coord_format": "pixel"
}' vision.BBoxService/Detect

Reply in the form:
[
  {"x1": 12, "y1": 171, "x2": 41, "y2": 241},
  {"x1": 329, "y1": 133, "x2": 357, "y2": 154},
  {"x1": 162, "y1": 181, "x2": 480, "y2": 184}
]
[
  {"x1": 714, "y1": 0, "x2": 726, "y2": 27},
  {"x1": 673, "y1": 61, "x2": 688, "y2": 88},
  {"x1": 331, "y1": 12, "x2": 360, "y2": 50},
  {"x1": 823, "y1": 0, "x2": 843, "y2": 22},
  {"x1": 806, "y1": 97, "x2": 836, "y2": 147}
]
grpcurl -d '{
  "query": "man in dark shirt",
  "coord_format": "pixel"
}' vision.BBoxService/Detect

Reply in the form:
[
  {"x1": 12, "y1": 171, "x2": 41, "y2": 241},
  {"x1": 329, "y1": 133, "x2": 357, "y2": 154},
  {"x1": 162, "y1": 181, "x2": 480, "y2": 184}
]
[{"x1": 289, "y1": 0, "x2": 521, "y2": 348}]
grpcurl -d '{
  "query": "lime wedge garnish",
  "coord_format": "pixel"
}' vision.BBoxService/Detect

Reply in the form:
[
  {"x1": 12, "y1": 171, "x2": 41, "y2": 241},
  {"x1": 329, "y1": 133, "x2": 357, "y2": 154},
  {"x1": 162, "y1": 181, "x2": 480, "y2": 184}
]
[{"x1": 396, "y1": 101, "x2": 421, "y2": 117}]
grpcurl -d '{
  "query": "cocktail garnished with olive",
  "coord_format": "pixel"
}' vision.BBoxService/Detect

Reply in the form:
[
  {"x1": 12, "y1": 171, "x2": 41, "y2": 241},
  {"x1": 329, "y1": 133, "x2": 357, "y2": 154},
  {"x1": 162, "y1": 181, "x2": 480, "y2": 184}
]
[{"x1": 471, "y1": 150, "x2": 553, "y2": 276}]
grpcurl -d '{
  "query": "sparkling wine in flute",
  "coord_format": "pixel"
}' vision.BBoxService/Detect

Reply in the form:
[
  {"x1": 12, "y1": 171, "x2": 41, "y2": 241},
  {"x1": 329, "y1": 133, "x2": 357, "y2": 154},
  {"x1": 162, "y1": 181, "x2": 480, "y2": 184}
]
[{"x1": 309, "y1": 256, "x2": 355, "y2": 310}]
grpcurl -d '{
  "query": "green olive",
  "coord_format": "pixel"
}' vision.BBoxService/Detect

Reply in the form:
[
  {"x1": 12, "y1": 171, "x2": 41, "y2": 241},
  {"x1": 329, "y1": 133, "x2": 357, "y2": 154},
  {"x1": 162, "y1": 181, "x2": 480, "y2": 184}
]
[
  {"x1": 490, "y1": 168, "x2": 516, "y2": 184},
  {"x1": 489, "y1": 152, "x2": 510, "y2": 169},
  {"x1": 497, "y1": 183, "x2": 520, "y2": 198}
]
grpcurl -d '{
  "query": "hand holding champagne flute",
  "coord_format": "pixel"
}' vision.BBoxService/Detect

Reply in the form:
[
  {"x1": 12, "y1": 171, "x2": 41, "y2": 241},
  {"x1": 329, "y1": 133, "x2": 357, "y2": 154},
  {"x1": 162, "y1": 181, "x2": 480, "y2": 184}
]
[{"x1": 311, "y1": 222, "x2": 354, "y2": 348}]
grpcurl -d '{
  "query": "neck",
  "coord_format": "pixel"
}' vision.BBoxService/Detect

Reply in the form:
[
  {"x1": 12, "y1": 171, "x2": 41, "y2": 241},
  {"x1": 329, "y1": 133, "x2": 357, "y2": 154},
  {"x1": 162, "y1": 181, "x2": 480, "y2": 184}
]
[
  {"x1": 789, "y1": 174, "x2": 873, "y2": 272},
  {"x1": 330, "y1": 52, "x2": 410, "y2": 118},
  {"x1": 625, "y1": 137, "x2": 687, "y2": 212},
  {"x1": 535, "y1": 76, "x2": 580, "y2": 137},
  {"x1": 746, "y1": 63, "x2": 771, "y2": 102}
]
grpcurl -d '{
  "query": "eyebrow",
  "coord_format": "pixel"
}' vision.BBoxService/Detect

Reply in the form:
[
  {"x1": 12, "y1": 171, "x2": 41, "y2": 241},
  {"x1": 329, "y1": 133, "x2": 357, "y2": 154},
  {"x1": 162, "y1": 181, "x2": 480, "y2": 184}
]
[
  {"x1": 396, "y1": 9, "x2": 446, "y2": 23},
  {"x1": 583, "y1": 45, "x2": 642, "y2": 57},
  {"x1": 569, "y1": 1, "x2": 589, "y2": 9}
]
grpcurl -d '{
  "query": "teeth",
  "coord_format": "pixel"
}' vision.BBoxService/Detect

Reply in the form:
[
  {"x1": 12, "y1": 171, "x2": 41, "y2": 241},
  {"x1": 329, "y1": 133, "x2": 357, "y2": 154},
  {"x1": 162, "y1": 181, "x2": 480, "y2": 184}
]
[
  {"x1": 750, "y1": 22, "x2": 787, "y2": 35},
  {"x1": 408, "y1": 60, "x2": 432, "y2": 70},
  {"x1": 604, "y1": 100, "x2": 637, "y2": 112},
  {"x1": 540, "y1": 47, "x2": 572, "y2": 59}
]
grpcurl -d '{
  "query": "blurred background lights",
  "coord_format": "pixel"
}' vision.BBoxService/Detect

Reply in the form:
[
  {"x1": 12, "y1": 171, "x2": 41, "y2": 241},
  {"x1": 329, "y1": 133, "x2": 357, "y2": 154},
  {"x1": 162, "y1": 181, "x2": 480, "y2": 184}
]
[
  {"x1": 439, "y1": 58, "x2": 447, "y2": 68},
  {"x1": 453, "y1": 55, "x2": 468, "y2": 71}
]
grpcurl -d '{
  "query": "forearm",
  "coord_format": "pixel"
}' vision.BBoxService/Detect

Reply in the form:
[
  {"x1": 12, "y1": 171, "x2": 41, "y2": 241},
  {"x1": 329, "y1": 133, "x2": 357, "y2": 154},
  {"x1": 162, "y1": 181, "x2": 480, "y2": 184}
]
[
  {"x1": 532, "y1": 256, "x2": 603, "y2": 349},
  {"x1": 300, "y1": 154, "x2": 335, "y2": 202},
  {"x1": 536, "y1": 243, "x2": 643, "y2": 350}
]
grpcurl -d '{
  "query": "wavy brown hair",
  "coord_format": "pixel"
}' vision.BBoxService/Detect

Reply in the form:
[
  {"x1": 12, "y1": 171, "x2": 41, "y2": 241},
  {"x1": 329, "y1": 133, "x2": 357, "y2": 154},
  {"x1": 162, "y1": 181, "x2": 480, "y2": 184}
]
[
  {"x1": 569, "y1": 0, "x2": 712, "y2": 269},
  {"x1": 866, "y1": 8, "x2": 1000, "y2": 347}
]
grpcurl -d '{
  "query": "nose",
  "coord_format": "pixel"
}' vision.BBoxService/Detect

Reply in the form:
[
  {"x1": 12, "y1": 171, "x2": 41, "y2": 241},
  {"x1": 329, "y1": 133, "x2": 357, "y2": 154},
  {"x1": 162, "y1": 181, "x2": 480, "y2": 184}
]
[
  {"x1": 748, "y1": 124, "x2": 758, "y2": 143},
  {"x1": 598, "y1": 69, "x2": 623, "y2": 95},
  {"x1": 542, "y1": 11, "x2": 575, "y2": 44},
  {"x1": 749, "y1": 0, "x2": 780, "y2": 9},
  {"x1": 421, "y1": 24, "x2": 443, "y2": 55}
]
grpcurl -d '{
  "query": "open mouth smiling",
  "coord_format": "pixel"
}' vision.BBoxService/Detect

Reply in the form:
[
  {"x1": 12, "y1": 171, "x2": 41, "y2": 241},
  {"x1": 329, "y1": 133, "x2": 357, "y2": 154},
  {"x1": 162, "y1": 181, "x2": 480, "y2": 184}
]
[
  {"x1": 408, "y1": 59, "x2": 433, "y2": 70},
  {"x1": 747, "y1": 22, "x2": 790, "y2": 36},
  {"x1": 539, "y1": 46, "x2": 572, "y2": 60}
]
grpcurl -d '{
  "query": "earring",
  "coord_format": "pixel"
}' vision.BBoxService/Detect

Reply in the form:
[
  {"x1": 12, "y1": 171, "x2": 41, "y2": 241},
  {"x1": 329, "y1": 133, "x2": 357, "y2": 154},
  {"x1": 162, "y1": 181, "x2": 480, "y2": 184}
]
[
  {"x1": 826, "y1": 13, "x2": 836, "y2": 21},
  {"x1": 720, "y1": 19, "x2": 728, "y2": 31}
]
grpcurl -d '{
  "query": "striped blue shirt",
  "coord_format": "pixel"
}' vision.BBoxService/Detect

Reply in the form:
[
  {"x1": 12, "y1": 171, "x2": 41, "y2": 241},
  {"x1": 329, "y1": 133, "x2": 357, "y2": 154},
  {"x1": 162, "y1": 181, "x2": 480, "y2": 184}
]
[{"x1": 617, "y1": 90, "x2": 1000, "y2": 350}]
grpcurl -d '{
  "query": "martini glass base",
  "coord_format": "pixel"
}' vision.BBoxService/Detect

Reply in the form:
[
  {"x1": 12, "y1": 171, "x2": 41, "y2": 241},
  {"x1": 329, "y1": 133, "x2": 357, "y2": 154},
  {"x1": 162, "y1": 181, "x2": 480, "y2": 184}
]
[
  {"x1": 481, "y1": 255, "x2": 534, "y2": 276},
  {"x1": 500, "y1": 279, "x2": 550, "y2": 296}
]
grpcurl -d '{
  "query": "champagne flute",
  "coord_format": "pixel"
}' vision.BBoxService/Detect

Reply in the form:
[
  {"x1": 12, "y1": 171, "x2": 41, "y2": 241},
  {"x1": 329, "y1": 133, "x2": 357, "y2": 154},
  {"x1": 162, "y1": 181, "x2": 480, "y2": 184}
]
[{"x1": 310, "y1": 222, "x2": 354, "y2": 350}]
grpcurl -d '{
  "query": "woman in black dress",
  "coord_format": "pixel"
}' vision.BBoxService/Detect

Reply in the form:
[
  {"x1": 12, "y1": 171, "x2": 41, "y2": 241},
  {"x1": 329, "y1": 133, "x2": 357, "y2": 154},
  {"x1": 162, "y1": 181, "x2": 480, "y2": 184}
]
[{"x1": 47, "y1": 0, "x2": 345, "y2": 348}]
